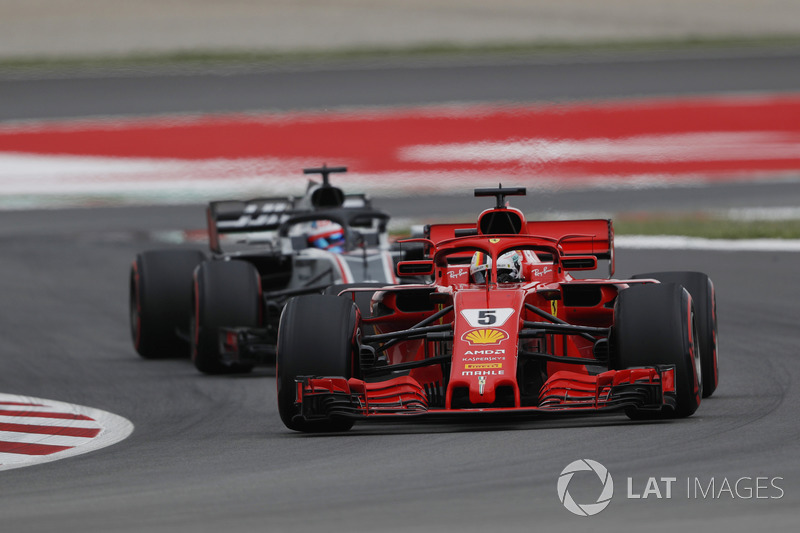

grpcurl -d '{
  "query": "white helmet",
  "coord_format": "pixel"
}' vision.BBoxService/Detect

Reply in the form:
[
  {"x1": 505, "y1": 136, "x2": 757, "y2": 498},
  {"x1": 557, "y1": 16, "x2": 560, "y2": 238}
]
[{"x1": 470, "y1": 250, "x2": 523, "y2": 284}]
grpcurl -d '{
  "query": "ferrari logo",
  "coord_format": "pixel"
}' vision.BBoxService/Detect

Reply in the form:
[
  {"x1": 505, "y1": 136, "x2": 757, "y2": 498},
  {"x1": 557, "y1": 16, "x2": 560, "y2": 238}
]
[
  {"x1": 550, "y1": 300, "x2": 558, "y2": 316},
  {"x1": 478, "y1": 376, "x2": 486, "y2": 395},
  {"x1": 462, "y1": 328, "x2": 508, "y2": 345},
  {"x1": 489, "y1": 238, "x2": 500, "y2": 243}
]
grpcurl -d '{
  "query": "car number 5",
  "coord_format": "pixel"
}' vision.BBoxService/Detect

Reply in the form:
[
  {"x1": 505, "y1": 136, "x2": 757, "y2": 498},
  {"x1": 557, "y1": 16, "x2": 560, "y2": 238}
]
[{"x1": 477, "y1": 310, "x2": 497, "y2": 325}]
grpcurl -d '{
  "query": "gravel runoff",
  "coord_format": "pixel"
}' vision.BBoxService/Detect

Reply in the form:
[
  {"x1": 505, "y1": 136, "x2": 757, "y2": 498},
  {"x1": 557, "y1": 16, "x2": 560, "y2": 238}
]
[{"x1": 2, "y1": 0, "x2": 800, "y2": 59}]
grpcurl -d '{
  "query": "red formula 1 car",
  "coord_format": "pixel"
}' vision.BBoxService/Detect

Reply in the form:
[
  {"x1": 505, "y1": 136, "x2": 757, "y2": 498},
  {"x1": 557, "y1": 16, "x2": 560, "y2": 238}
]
[{"x1": 276, "y1": 187, "x2": 718, "y2": 432}]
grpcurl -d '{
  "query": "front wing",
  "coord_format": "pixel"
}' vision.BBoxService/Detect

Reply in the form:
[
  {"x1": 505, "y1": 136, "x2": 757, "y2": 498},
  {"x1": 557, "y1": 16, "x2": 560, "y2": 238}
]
[{"x1": 293, "y1": 367, "x2": 676, "y2": 424}]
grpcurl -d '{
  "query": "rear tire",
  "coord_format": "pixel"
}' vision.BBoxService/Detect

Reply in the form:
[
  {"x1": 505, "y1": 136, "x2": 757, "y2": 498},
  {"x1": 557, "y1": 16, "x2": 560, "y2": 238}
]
[
  {"x1": 611, "y1": 283, "x2": 702, "y2": 419},
  {"x1": 633, "y1": 271, "x2": 718, "y2": 397},
  {"x1": 277, "y1": 295, "x2": 359, "y2": 432},
  {"x1": 130, "y1": 249, "x2": 205, "y2": 359},
  {"x1": 192, "y1": 260, "x2": 260, "y2": 374}
]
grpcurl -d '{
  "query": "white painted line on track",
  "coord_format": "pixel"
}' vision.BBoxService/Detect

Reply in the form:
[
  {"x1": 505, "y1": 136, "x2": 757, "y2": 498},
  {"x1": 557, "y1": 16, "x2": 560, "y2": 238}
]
[
  {"x1": 0, "y1": 393, "x2": 134, "y2": 472},
  {"x1": 616, "y1": 235, "x2": 800, "y2": 252},
  {"x1": 400, "y1": 131, "x2": 800, "y2": 164},
  {"x1": 0, "y1": 411, "x2": 97, "y2": 429},
  {"x1": 0, "y1": 432, "x2": 95, "y2": 448},
  {"x1": 0, "y1": 415, "x2": 106, "y2": 428}
]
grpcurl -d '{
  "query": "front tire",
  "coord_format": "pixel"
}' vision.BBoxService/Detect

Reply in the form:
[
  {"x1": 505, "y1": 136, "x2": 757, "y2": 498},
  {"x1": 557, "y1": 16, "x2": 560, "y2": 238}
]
[
  {"x1": 192, "y1": 260, "x2": 260, "y2": 374},
  {"x1": 633, "y1": 271, "x2": 718, "y2": 397},
  {"x1": 277, "y1": 295, "x2": 359, "y2": 432},
  {"x1": 130, "y1": 249, "x2": 206, "y2": 359},
  {"x1": 611, "y1": 283, "x2": 702, "y2": 419}
]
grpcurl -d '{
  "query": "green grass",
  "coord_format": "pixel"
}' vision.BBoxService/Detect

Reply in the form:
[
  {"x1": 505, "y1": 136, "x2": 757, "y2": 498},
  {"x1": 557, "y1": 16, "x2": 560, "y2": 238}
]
[
  {"x1": 613, "y1": 214, "x2": 800, "y2": 239},
  {"x1": 3, "y1": 34, "x2": 800, "y2": 71}
]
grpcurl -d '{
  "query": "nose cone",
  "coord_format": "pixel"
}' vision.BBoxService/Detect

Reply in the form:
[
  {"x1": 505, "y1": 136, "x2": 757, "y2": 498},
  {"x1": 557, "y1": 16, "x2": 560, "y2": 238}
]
[{"x1": 447, "y1": 289, "x2": 524, "y2": 408}]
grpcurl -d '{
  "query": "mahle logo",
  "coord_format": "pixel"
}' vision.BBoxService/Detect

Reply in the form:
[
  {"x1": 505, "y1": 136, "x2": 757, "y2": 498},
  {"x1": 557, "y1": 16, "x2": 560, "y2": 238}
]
[{"x1": 557, "y1": 459, "x2": 614, "y2": 517}]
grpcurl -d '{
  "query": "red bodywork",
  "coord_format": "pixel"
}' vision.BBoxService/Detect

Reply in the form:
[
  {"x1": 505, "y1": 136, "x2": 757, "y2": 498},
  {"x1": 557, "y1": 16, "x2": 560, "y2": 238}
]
[{"x1": 292, "y1": 205, "x2": 675, "y2": 424}]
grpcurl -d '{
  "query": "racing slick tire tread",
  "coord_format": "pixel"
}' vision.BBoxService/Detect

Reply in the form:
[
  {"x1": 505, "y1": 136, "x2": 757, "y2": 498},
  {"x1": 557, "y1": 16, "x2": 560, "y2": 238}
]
[
  {"x1": 632, "y1": 271, "x2": 718, "y2": 398},
  {"x1": 192, "y1": 260, "x2": 260, "y2": 375},
  {"x1": 130, "y1": 249, "x2": 206, "y2": 359},
  {"x1": 611, "y1": 283, "x2": 702, "y2": 419},
  {"x1": 277, "y1": 294, "x2": 358, "y2": 432}
]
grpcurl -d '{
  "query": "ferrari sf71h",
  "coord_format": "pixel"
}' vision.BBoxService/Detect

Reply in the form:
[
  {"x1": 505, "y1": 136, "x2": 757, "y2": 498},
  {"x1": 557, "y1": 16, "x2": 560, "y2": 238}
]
[{"x1": 277, "y1": 186, "x2": 718, "y2": 432}]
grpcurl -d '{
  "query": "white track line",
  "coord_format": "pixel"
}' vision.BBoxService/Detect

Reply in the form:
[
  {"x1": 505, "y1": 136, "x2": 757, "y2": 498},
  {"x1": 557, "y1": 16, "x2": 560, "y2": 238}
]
[
  {"x1": 0, "y1": 415, "x2": 104, "y2": 429},
  {"x1": 0, "y1": 433, "x2": 95, "y2": 448},
  {"x1": 0, "y1": 393, "x2": 134, "y2": 472},
  {"x1": 616, "y1": 235, "x2": 800, "y2": 252}
]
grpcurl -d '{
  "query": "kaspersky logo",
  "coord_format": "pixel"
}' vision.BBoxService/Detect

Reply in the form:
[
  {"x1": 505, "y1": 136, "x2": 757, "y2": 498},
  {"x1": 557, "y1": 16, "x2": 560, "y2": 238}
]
[{"x1": 557, "y1": 459, "x2": 614, "y2": 517}]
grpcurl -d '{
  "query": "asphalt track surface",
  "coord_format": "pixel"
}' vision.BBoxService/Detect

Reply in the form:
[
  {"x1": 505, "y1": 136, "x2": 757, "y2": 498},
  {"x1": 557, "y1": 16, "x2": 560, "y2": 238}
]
[
  {"x1": 4, "y1": 46, "x2": 800, "y2": 121},
  {"x1": 1, "y1": 49, "x2": 800, "y2": 531}
]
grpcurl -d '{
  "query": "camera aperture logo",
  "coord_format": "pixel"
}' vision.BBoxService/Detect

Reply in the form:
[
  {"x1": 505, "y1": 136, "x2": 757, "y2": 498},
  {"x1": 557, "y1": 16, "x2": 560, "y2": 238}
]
[
  {"x1": 557, "y1": 459, "x2": 785, "y2": 517},
  {"x1": 557, "y1": 459, "x2": 614, "y2": 517}
]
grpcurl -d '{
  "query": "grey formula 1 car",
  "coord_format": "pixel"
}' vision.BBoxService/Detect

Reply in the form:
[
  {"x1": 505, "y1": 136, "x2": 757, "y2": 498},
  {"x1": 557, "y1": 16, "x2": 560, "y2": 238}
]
[{"x1": 130, "y1": 165, "x2": 417, "y2": 374}]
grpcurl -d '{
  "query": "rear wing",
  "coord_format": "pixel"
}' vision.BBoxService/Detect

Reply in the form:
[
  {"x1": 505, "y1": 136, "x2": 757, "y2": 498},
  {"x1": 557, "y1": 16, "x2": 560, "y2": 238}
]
[
  {"x1": 207, "y1": 197, "x2": 295, "y2": 254},
  {"x1": 425, "y1": 219, "x2": 615, "y2": 273},
  {"x1": 206, "y1": 194, "x2": 382, "y2": 254},
  {"x1": 528, "y1": 219, "x2": 614, "y2": 260}
]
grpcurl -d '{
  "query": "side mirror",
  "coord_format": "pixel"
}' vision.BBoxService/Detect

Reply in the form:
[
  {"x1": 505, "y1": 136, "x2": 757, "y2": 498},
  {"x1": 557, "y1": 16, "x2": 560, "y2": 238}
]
[
  {"x1": 397, "y1": 260, "x2": 435, "y2": 277},
  {"x1": 561, "y1": 255, "x2": 598, "y2": 271}
]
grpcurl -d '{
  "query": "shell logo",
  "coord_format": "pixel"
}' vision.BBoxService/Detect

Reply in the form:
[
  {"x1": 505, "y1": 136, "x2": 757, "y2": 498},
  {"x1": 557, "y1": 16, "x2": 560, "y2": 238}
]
[{"x1": 462, "y1": 328, "x2": 508, "y2": 345}]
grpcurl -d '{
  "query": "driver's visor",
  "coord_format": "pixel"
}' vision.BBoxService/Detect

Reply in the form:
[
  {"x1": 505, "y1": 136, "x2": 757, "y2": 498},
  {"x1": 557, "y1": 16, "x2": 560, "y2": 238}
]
[
  {"x1": 496, "y1": 269, "x2": 516, "y2": 283},
  {"x1": 471, "y1": 270, "x2": 490, "y2": 284}
]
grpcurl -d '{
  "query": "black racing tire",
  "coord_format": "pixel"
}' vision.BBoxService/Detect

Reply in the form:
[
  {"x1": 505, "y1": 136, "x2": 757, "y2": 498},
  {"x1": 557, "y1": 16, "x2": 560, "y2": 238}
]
[
  {"x1": 277, "y1": 295, "x2": 359, "y2": 432},
  {"x1": 633, "y1": 271, "x2": 718, "y2": 397},
  {"x1": 192, "y1": 260, "x2": 260, "y2": 375},
  {"x1": 130, "y1": 249, "x2": 206, "y2": 359},
  {"x1": 611, "y1": 283, "x2": 702, "y2": 419}
]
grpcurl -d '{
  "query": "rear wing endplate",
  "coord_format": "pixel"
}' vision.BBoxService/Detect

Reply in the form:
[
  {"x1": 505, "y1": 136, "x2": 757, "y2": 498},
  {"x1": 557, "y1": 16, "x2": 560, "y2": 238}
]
[{"x1": 207, "y1": 197, "x2": 295, "y2": 254}]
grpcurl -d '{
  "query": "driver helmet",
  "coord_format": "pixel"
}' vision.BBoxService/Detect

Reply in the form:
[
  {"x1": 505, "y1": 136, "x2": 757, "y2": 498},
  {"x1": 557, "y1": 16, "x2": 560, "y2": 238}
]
[
  {"x1": 307, "y1": 220, "x2": 345, "y2": 253},
  {"x1": 470, "y1": 250, "x2": 523, "y2": 284}
]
